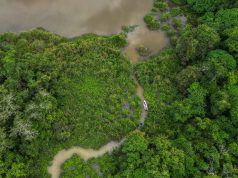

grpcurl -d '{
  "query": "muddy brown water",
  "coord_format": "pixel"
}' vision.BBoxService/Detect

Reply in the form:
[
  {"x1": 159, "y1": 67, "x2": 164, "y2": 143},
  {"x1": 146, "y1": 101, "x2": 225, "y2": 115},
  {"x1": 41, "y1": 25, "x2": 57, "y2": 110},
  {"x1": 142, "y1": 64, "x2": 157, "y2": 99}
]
[
  {"x1": 1, "y1": 0, "x2": 149, "y2": 36},
  {"x1": 0, "y1": 0, "x2": 169, "y2": 59},
  {"x1": 48, "y1": 140, "x2": 124, "y2": 178},
  {"x1": 0, "y1": 0, "x2": 169, "y2": 177},
  {"x1": 125, "y1": 26, "x2": 169, "y2": 63}
]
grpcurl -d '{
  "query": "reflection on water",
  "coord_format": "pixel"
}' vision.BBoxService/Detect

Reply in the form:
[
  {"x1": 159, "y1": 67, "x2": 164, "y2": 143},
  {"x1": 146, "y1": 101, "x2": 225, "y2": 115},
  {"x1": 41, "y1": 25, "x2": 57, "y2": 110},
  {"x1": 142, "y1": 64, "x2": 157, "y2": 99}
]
[
  {"x1": 124, "y1": 26, "x2": 169, "y2": 63},
  {"x1": 0, "y1": 0, "x2": 169, "y2": 62},
  {"x1": 0, "y1": 1, "x2": 170, "y2": 177},
  {"x1": 0, "y1": 0, "x2": 152, "y2": 37}
]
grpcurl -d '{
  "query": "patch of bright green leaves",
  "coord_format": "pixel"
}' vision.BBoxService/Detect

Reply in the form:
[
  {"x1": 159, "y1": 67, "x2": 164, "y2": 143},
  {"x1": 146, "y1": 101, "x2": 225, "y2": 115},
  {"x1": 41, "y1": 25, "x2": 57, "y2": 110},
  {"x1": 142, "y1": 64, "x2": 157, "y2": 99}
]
[{"x1": 0, "y1": 28, "x2": 141, "y2": 177}]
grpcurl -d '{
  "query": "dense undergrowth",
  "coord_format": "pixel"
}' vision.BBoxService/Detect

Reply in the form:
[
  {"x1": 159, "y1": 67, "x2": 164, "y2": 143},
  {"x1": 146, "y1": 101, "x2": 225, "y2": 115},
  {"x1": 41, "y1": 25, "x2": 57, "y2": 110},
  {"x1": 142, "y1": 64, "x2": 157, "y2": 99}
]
[
  {"x1": 87, "y1": 1, "x2": 238, "y2": 178},
  {"x1": 0, "y1": 29, "x2": 141, "y2": 177},
  {"x1": 61, "y1": 2, "x2": 238, "y2": 175},
  {"x1": 1, "y1": 0, "x2": 238, "y2": 177}
]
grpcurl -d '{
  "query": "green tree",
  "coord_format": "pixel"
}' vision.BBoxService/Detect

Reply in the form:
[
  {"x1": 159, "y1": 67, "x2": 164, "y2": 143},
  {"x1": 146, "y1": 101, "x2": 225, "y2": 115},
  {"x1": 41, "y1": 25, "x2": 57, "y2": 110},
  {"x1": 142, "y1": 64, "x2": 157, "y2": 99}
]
[
  {"x1": 187, "y1": 0, "x2": 230, "y2": 13},
  {"x1": 176, "y1": 65, "x2": 202, "y2": 92},
  {"x1": 204, "y1": 50, "x2": 236, "y2": 83},
  {"x1": 210, "y1": 90, "x2": 231, "y2": 116},
  {"x1": 215, "y1": 8, "x2": 238, "y2": 33},
  {"x1": 225, "y1": 27, "x2": 238, "y2": 57},
  {"x1": 176, "y1": 25, "x2": 220, "y2": 65}
]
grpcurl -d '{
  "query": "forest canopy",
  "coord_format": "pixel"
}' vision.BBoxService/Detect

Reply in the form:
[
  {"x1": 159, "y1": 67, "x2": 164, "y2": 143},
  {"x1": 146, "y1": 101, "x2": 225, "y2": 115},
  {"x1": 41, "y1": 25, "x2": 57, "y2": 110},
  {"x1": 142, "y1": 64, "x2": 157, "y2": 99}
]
[
  {"x1": 0, "y1": 0, "x2": 238, "y2": 177},
  {"x1": 0, "y1": 29, "x2": 141, "y2": 177}
]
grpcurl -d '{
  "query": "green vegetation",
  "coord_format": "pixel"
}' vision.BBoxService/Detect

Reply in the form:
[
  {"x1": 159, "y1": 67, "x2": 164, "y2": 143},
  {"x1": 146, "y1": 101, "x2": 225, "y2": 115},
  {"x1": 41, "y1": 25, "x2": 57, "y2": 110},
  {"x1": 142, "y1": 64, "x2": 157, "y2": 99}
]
[
  {"x1": 144, "y1": 0, "x2": 186, "y2": 45},
  {"x1": 122, "y1": 25, "x2": 137, "y2": 33},
  {"x1": 97, "y1": 131, "x2": 186, "y2": 178},
  {"x1": 0, "y1": 29, "x2": 141, "y2": 177},
  {"x1": 136, "y1": 46, "x2": 152, "y2": 57},
  {"x1": 1, "y1": 0, "x2": 238, "y2": 178},
  {"x1": 122, "y1": 1, "x2": 237, "y2": 177},
  {"x1": 72, "y1": 1, "x2": 238, "y2": 178},
  {"x1": 144, "y1": 14, "x2": 161, "y2": 30},
  {"x1": 61, "y1": 155, "x2": 99, "y2": 178}
]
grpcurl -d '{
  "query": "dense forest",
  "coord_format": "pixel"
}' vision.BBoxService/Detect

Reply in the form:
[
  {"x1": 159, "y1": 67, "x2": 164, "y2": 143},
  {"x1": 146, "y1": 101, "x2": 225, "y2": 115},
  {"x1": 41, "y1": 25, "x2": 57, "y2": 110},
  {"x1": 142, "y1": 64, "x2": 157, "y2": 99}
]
[
  {"x1": 93, "y1": 0, "x2": 238, "y2": 177},
  {"x1": 0, "y1": 30, "x2": 141, "y2": 177},
  {"x1": 1, "y1": 0, "x2": 238, "y2": 178}
]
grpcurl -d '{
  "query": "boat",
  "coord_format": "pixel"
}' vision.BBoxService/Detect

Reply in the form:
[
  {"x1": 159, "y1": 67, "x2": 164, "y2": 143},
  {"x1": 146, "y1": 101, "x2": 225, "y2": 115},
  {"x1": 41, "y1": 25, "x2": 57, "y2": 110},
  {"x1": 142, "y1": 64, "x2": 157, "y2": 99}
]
[{"x1": 143, "y1": 99, "x2": 148, "y2": 111}]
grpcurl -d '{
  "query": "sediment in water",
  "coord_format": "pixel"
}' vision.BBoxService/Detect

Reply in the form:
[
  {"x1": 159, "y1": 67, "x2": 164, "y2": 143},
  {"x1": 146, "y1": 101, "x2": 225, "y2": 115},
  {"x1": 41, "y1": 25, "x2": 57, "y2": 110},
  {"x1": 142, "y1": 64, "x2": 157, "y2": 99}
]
[
  {"x1": 37, "y1": 0, "x2": 170, "y2": 177},
  {"x1": 48, "y1": 140, "x2": 124, "y2": 178}
]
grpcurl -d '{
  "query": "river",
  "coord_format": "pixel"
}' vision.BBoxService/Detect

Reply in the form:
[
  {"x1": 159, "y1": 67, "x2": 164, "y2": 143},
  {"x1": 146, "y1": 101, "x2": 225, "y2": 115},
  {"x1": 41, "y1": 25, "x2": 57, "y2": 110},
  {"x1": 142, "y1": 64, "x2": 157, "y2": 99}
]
[
  {"x1": 0, "y1": 0, "x2": 169, "y2": 177},
  {"x1": 48, "y1": 140, "x2": 125, "y2": 178},
  {"x1": 0, "y1": 0, "x2": 168, "y2": 57}
]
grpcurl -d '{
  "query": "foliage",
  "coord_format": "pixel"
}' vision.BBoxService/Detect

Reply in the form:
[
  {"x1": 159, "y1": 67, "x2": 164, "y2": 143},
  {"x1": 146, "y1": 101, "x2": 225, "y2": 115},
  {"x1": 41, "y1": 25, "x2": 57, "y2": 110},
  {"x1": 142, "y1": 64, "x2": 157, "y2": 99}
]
[
  {"x1": 98, "y1": 132, "x2": 186, "y2": 178},
  {"x1": 0, "y1": 28, "x2": 140, "y2": 177},
  {"x1": 176, "y1": 24, "x2": 220, "y2": 65},
  {"x1": 1, "y1": 0, "x2": 238, "y2": 177},
  {"x1": 186, "y1": 0, "x2": 229, "y2": 13},
  {"x1": 61, "y1": 155, "x2": 99, "y2": 178},
  {"x1": 144, "y1": 14, "x2": 160, "y2": 30},
  {"x1": 133, "y1": 3, "x2": 238, "y2": 176},
  {"x1": 143, "y1": 0, "x2": 187, "y2": 47},
  {"x1": 224, "y1": 27, "x2": 238, "y2": 58}
]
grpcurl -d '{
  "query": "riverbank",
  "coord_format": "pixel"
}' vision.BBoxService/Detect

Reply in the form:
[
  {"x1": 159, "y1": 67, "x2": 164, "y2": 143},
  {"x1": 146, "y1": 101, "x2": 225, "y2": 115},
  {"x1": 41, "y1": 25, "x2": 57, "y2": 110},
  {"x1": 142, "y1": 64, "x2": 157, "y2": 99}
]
[
  {"x1": 47, "y1": 38, "x2": 152, "y2": 178},
  {"x1": 48, "y1": 140, "x2": 124, "y2": 178}
]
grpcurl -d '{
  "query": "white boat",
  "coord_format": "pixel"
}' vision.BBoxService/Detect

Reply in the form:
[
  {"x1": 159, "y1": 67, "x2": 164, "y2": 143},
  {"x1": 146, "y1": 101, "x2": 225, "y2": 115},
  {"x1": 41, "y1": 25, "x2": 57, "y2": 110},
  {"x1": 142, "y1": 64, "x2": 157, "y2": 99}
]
[{"x1": 143, "y1": 99, "x2": 148, "y2": 111}]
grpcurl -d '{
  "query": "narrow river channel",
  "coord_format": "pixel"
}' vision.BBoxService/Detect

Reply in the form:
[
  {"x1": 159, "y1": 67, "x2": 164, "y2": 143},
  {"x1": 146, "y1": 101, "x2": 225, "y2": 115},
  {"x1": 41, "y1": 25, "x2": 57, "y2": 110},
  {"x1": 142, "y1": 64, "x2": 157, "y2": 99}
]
[
  {"x1": 45, "y1": 0, "x2": 169, "y2": 177},
  {"x1": 0, "y1": 0, "x2": 168, "y2": 177},
  {"x1": 48, "y1": 140, "x2": 125, "y2": 178},
  {"x1": 48, "y1": 29, "x2": 168, "y2": 178}
]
